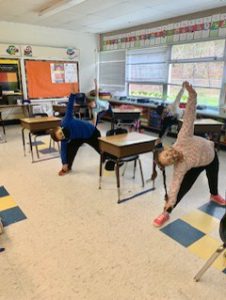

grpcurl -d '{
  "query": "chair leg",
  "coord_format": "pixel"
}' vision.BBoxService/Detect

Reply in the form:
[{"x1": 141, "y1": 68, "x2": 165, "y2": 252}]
[
  {"x1": 133, "y1": 159, "x2": 137, "y2": 179},
  {"x1": 0, "y1": 217, "x2": 4, "y2": 234},
  {"x1": 115, "y1": 159, "x2": 121, "y2": 203},
  {"x1": 122, "y1": 162, "x2": 127, "y2": 176},
  {"x1": 138, "y1": 158, "x2": 144, "y2": 187},
  {"x1": 57, "y1": 141, "x2": 60, "y2": 153},
  {"x1": 34, "y1": 136, "x2": 40, "y2": 159},
  {"x1": 194, "y1": 243, "x2": 226, "y2": 282},
  {"x1": 49, "y1": 137, "x2": 52, "y2": 152}
]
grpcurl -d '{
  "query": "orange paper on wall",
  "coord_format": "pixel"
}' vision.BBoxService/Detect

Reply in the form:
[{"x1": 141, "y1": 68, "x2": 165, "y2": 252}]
[{"x1": 25, "y1": 60, "x2": 79, "y2": 99}]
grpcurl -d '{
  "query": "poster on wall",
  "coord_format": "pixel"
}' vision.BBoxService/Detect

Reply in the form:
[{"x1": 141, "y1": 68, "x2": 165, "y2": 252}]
[
  {"x1": 50, "y1": 63, "x2": 78, "y2": 83},
  {"x1": 50, "y1": 63, "x2": 65, "y2": 83},
  {"x1": 101, "y1": 12, "x2": 226, "y2": 51},
  {"x1": 64, "y1": 63, "x2": 77, "y2": 83}
]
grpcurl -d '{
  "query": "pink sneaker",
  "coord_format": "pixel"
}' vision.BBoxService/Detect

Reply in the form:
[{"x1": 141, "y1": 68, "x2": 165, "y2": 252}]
[
  {"x1": 153, "y1": 212, "x2": 170, "y2": 227},
  {"x1": 210, "y1": 194, "x2": 226, "y2": 206}
]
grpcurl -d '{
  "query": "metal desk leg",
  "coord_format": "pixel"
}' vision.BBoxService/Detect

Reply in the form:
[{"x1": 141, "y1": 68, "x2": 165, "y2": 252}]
[
  {"x1": 28, "y1": 132, "x2": 35, "y2": 162},
  {"x1": 0, "y1": 112, "x2": 5, "y2": 135},
  {"x1": 0, "y1": 217, "x2": 5, "y2": 252},
  {"x1": 111, "y1": 116, "x2": 115, "y2": 130},
  {"x1": 138, "y1": 158, "x2": 145, "y2": 187},
  {"x1": 0, "y1": 112, "x2": 6, "y2": 142},
  {"x1": 99, "y1": 152, "x2": 104, "y2": 189},
  {"x1": 194, "y1": 243, "x2": 226, "y2": 282},
  {"x1": 22, "y1": 128, "x2": 26, "y2": 156},
  {"x1": 146, "y1": 152, "x2": 156, "y2": 189},
  {"x1": 116, "y1": 159, "x2": 121, "y2": 203}
]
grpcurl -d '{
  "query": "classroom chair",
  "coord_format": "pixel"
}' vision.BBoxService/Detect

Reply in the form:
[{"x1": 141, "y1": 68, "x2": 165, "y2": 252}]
[
  {"x1": 31, "y1": 113, "x2": 59, "y2": 159},
  {"x1": 105, "y1": 128, "x2": 144, "y2": 187}
]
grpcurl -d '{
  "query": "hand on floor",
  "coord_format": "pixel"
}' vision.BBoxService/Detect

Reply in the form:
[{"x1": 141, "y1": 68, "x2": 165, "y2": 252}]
[{"x1": 58, "y1": 168, "x2": 70, "y2": 176}]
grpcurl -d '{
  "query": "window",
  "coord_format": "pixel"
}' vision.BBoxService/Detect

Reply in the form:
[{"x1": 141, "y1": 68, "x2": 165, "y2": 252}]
[
  {"x1": 126, "y1": 47, "x2": 169, "y2": 98},
  {"x1": 99, "y1": 39, "x2": 226, "y2": 109},
  {"x1": 168, "y1": 40, "x2": 225, "y2": 107},
  {"x1": 99, "y1": 50, "x2": 126, "y2": 93},
  {"x1": 129, "y1": 83, "x2": 163, "y2": 98}
]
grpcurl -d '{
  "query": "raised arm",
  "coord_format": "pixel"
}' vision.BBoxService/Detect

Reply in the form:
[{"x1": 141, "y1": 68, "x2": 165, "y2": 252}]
[
  {"x1": 167, "y1": 81, "x2": 187, "y2": 114},
  {"x1": 177, "y1": 83, "x2": 197, "y2": 139},
  {"x1": 164, "y1": 164, "x2": 186, "y2": 211},
  {"x1": 173, "y1": 81, "x2": 187, "y2": 106},
  {"x1": 64, "y1": 84, "x2": 77, "y2": 120}
]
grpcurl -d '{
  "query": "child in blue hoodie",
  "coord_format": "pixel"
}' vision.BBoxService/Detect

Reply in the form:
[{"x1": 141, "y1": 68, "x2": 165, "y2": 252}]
[{"x1": 50, "y1": 90, "x2": 101, "y2": 176}]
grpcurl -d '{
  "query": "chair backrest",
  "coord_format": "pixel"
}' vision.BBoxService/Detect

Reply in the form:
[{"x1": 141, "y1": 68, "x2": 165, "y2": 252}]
[
  {"x1": 74, "y1": 93, "x2": 86, "y2": 105},
  {"x1": 106, "y1": 127, "x2": 128, "y2": 137}
]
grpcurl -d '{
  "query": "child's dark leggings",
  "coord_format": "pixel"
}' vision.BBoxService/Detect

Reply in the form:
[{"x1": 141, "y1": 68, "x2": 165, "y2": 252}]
[
  {"x1": 159, "y1": 116, "x2": 178, "y2": 138},
  {"x1": 67, "y1": 128, "x2": 101, "y2": 169},
  {"x1": 167, "y1": 151, "x2": 219, "y2": 213}
]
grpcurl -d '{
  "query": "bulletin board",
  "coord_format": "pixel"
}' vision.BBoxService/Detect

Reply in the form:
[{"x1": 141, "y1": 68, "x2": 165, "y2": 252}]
[{"x1": 25, "y1": 60, "x2": 79, "y2": 99}]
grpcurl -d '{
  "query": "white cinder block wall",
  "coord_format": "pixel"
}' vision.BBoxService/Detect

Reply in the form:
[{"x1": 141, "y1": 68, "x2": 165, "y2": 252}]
[{"x1": 0, "y1": 21, "x2": 98, "y2": 93}]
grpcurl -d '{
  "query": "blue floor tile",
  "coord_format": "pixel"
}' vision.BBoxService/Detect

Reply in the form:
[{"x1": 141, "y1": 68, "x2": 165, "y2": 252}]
[
  {"x1": 31, "y1": 141, "x2": 45, "y2": 146},
  {"x1": 39, "y1": 147, "x2": 57, "y2": 154},
  {"x1": 0, "y1": 186, "x2": 9, "y2": 198},
  {"x1": 160, "y1": 219, "x2": 205, "y2": 247},
  {"x1": 0, "y1": 206, "x2": 27, "y2": 227},
  {"x1": 198, "y1": 202, "x2": 226, "y2": 220}
]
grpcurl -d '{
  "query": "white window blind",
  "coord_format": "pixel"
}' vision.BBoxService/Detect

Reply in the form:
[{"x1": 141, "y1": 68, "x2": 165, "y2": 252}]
[
  {"x1": 126, "y1": 47, "x2": 169, "y2": 83},
  {"x1": 99, "y1": 50, "x2": 125, "y2": 92}
]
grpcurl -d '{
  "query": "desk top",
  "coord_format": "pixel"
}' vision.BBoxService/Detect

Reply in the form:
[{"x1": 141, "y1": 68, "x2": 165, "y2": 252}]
[
  {"x1": 53, "y1": 104, "x2": 82, "y2": 107},
  {"x1": 20, "y1": 116, "x2": 61, "y2": 124},
  {"x1": 99, "y1": 132, "x2": 157, "y2": 147},
  {"x1": 20, "y1": 116, "x2": 61, "y2": 132},
  {"x1": 0, "y1": 104, "x2": 27, "y2": 109},
  {"x1": 99, "y1": 132, "x2": 157, "y2": 158},
  {"x1": 112, "y1": 108, "x2": 141, "y2": 114},
  {"x1": 179, "y1": 118, "x2": 224, "y2": 126}
]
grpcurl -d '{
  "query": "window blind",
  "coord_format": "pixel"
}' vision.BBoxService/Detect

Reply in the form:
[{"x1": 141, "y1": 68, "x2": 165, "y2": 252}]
[
  {"x1": 99, "y1": 50, "x2": 125, "y2": 92},
  {"x1": 126, "y1": 47, "x2": 169, "y2": 83}
]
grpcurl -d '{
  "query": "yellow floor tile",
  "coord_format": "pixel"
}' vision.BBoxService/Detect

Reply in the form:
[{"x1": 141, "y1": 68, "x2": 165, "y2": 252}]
[
  {"x1": 0, "y1": 195, "x2": 17, "y2": 211},
  {"x1": 103, "y1": 169, "x2": 115, "y2": 177},
  {"x1": 188, "y1": 235, "x2": 226, "y2": 271},
  {"x1": 181, "y1": 210, "x2": 219, "y2": 234},
  {"x1": 37, "y1": 143, "x2": 48, "y2": 150}
]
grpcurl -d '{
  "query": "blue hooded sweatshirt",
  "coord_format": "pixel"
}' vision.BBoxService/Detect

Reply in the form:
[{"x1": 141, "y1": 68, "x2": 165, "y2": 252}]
[{"x1": 60, "y1": 93, "x2": 96, "y2": 164}]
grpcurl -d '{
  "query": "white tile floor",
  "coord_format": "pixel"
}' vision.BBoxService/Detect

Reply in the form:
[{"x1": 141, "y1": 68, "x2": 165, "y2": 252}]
[{"x1": 0, "y1": 123, "x2": 225, "y2": 300}]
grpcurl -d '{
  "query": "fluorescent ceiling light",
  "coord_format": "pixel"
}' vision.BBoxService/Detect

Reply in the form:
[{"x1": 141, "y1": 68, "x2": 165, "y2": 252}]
[{"x1": 39, "y1": 0, "x2": 86, "y2": 17}]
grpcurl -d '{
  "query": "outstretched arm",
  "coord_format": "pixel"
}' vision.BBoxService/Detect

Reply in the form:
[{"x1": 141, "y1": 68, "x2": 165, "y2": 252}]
[
  {"x1": 58, "y1": 140, "x2": 69, "y2": 176},
  {"x1": 177, "y1": 83, "x2": 197, "y2": 139},
  {"x1": 167, "y1": 81, "x2": 188, "y2": 114},
  {"x1": 64, "y1": 84, "x2": 77, "y2": 120},
  {"x1": 174, "y1": 81, "x2": 188, "y2": 106}
]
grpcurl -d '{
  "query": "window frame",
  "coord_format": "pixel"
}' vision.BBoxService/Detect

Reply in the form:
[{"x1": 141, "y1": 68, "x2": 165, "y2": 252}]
[
  {"x1": 126, "y1": 46, "x2": 170, "y2": 100},
  {"x1": 98, "y1": 38, "x2": 226, "y2": 109},
  {"x1": 98, "y1": 49, "x2": 126, "y2": 93},
  {"x1": 167, "y1": 39, "x2": 226, "y2": 108}
]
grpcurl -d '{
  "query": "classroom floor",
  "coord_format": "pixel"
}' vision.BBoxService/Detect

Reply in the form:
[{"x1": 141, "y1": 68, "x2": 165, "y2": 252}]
[{"x1": 0, "y1": 123, "x2": 226, "y2": 300}]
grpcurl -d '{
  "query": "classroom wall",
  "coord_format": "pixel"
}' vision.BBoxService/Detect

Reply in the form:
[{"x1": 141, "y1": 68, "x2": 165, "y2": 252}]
[{"x1": 0, "y1": 21, "x2": 98, "y2": 93}]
